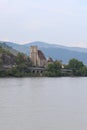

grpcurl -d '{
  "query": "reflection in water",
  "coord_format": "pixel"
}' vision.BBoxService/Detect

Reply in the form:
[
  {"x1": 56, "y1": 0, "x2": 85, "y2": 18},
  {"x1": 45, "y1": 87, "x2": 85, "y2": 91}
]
[{"x1": 0, "y1": 77, "x2": 87, "y2": 130}]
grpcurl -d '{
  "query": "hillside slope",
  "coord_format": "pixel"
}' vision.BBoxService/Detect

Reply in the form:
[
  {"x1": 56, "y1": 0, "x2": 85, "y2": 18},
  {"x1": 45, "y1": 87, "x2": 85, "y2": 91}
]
[
  {"x1": 0, "y1": 42, "x2": 18, "y2": 56},
  {"x1": 3, "y1": 41, "x2": 87, "y2": 64},
  {"x1": 0, "y1": 46, "x2": 16, "y2": 67}
]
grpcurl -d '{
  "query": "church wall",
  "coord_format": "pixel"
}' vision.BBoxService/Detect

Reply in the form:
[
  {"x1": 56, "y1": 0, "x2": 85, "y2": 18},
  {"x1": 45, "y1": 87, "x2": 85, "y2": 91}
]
[{"x1": 30, "y1": 46, "x2": 38, "y2": 66}]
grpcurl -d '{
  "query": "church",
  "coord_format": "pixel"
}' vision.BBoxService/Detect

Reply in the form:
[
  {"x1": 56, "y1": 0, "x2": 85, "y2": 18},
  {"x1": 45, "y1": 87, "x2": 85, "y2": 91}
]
[{"x1": 30, "y1": 46, "x2": 47, "y2": 67}]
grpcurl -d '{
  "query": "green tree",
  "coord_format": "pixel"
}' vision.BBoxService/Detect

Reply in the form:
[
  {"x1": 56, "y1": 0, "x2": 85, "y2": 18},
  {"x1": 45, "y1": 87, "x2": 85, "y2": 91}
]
[
  {"x1": 46, "y1": 61, "x2": 62, "y2": 77},
  {"x1": 16, "y1": 53, "x2": 32, "y2": 66},
  {"x1": 68, "y1": 58, "x2": 85, "y2": 76},
  {"x1": 16, "y1": 53, "x2": 26, "y2": 65},
  {"x1": 68, "y1": 59, "x2": 84, "y2": 69}
]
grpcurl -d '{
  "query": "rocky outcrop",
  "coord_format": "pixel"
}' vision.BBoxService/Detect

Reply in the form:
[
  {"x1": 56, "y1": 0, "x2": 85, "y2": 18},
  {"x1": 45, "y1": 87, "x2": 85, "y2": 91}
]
[
  {"x1": 0, "y1": 47, "x2": 16, "y2": 69},
  {"x1": 0, "y1": 42, "x2": 18, "y2": 56},
  {"x1": 1, "y1": 53, "x2": 16, "y2": 65}
]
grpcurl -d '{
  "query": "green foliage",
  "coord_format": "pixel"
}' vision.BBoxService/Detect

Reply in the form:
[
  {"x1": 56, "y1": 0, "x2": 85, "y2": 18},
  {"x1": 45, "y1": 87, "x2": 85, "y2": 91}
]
[
  {"x1": 0, "y1": 50, "x2": 33, "y2": 77},
  {"x1": 16, "y1": 53, "x2": 32, "y2": 67},
  {"x1": 0, "y1": 59, "x2": 3, "y2": 67},
  {"x1": 80, "y1": 67, "x2": 87, "y2": 76},
  {"x1": 16, "y1": 53, "x2": 26, "y2": 65},
  {"x1": 47, "y1": 61, "x2": 61, "y2": 70},
  {"x1": 0, "y1": 46, "x2": 11, "y2": 55},
  {"x1": 68, "y1": 58, "x2": 84, "y2": 69},
  {"x1": 68, "y1": 58, "x2": 87, "y2": 76},
  {"x1": 46, "y1": 61, "x2": 62, "y2": 77},
  {"x1": 1, "y1": 52, "x2": 87, "y2": 77}
]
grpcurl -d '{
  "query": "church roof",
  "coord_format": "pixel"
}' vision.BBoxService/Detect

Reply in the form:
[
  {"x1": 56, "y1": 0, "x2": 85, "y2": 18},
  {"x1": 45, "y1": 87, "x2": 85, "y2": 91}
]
[{"x1": 38, "y1": 50, "x2": 46, "y2": 60}]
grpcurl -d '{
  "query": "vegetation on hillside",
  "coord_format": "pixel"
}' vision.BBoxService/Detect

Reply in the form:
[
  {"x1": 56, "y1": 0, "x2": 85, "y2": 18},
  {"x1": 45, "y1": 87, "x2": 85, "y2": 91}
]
[
  {"x1": 0, "y1": 47, "x2": 32, "y2": 77},
  {"x1": 0, "y1": 42, "x2": 18, "y2": 55},
  {"x1": 0, "y1": 46, "x2": 87, "y2": 77}
]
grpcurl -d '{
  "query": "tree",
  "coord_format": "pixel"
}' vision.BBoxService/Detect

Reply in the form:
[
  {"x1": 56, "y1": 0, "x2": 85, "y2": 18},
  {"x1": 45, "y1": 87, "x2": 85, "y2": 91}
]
[
  {"x1": 68, "y1": 59, "x2": 84, "y2": 69},
  {"x1": 68, "y1": 58, "x2": 85, "y2": 76},
  {"x1": 46, "y1": 61, "x2": 62, "y2": 77},
  {"x1": 16, "y1": 53, "x2": 26, "y2": 65},
  {"x1": 16, "y1": 53, "x2": 32, "y2": 66}
]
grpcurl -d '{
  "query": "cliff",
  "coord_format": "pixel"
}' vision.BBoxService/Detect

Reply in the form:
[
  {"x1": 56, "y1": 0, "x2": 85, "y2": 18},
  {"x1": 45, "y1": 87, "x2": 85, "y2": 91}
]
[{"x1": 0, "y1": 47, "x2": 16, "y2": 69}]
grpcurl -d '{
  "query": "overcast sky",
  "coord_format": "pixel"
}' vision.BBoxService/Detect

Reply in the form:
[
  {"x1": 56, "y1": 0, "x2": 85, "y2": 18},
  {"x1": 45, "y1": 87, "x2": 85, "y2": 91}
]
[{"x1": 0, "y1": 0, "x2": 87, "y2": 47}]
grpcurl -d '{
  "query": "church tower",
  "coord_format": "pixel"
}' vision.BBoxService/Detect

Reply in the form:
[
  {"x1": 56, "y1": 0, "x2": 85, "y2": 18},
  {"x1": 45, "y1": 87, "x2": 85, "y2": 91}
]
[{"x1": 30, "y1": 46, "x2": 38, "y2": 66}]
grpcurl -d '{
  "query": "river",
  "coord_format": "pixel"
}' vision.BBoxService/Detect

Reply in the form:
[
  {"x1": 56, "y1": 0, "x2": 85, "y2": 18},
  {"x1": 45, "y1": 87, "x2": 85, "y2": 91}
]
[{"x1": 0, "y1": 77, "x2": 87, "y2": 130}]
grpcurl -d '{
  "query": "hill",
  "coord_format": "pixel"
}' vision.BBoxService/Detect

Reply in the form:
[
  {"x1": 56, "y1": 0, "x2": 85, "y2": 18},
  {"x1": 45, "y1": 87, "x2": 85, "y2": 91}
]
[
  {"x1": 2, "y1": 41, "x2": 87, "y2": 64},
  {"x1": 0, "y1": 46, "x2": 16, "y2": 68},
  {"x1": 0, "y1": 42, "x2": 18, "y2": 56}
]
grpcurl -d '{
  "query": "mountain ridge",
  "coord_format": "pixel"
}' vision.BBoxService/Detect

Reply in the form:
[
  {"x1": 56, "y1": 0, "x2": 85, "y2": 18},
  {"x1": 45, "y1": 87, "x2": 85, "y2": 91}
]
[
  {"x1": 1, "y1": 41, "x2": 87, "y2": 64},
  {"x1": 0, "y1": 42, "x2": 18, "y2": 56}
]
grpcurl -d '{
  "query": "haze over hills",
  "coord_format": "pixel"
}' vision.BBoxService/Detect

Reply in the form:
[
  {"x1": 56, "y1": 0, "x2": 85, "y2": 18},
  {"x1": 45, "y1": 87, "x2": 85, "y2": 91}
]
[{"x1": 1, "y1": 41, "x2": 87, "y2": 64}]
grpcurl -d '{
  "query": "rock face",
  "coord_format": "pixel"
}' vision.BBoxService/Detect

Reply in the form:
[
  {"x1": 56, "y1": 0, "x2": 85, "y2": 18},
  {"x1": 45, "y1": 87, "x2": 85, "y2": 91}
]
[
  {"x1": 0, "y1": 47, "x2": 16, "y2": 68},
  {"x1": 1, "y1": 53, "x2": 16, "y2": 65}
]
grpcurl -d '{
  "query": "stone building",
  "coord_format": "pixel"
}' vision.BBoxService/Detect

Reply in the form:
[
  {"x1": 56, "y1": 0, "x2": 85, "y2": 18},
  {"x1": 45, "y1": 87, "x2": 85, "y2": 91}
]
[{"x1": 30, "y1": 46, "x2": 46, "y2": 67}]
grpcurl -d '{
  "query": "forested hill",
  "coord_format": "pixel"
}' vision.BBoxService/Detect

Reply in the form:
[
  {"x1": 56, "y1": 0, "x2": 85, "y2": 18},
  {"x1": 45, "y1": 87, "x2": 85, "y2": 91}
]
[
  {"x1": 1, "y1": 41, "x2": 87, "y2": 64},
  {"x1": 4, "y1": 41, "x2": 87, "y2": 64},
  {"x1": 0, "y1": 45, "x2": 31, "y2": 67},
  {"x1": 0, "y1": 42, "x2": 18, "y2": 56},
  {"x1": 0, "y1": 45, "x2": 87, "y2": 77}
]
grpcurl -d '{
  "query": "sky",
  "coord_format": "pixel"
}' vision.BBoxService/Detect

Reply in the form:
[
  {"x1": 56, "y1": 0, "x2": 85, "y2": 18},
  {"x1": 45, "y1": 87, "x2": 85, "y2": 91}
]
[{"x1": 0, "y1": 0, "x2": 87, "y2": 47}]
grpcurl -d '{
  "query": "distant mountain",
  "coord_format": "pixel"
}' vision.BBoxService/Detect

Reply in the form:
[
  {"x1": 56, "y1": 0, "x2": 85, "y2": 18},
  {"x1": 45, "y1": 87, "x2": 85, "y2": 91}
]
[
  {"x1": 1, "y1": 41, "x2": 87, "y2": 64},
  {"x1": 4, "y1": 42, "x2": 29, "y2": 54},
  {"x1": 25, "y1": 41, "x2": 87, "y2": 53}
]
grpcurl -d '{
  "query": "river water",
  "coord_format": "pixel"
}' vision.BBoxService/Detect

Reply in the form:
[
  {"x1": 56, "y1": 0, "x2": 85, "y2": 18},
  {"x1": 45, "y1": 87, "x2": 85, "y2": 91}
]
[{"x1": 0, "y1": 77, "x2": 87, "y2": 130}]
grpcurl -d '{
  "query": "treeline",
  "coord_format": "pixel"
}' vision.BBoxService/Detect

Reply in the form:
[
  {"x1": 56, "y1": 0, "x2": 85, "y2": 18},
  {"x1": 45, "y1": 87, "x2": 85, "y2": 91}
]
[
  {"x1": 44, "y1": 59, "x2": 87, "y2": 77},
  {"x1": 1, "y1": 58, "x2": 87, "y2": 77},
  {"x1": 0, "y1": 46, "x2": 87, "y2": 77}
]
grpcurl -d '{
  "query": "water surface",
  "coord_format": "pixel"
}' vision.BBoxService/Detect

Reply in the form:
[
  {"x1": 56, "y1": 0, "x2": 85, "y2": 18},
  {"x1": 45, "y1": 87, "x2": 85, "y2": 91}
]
[{"x1": 0, "y1": 77, "x2": 87, "y2": 130}]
